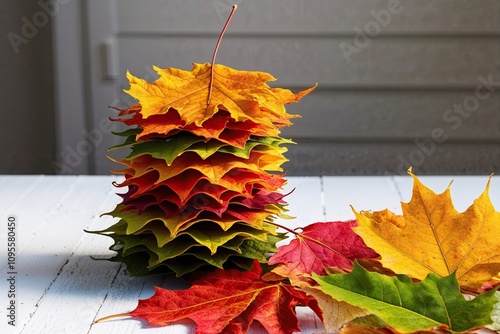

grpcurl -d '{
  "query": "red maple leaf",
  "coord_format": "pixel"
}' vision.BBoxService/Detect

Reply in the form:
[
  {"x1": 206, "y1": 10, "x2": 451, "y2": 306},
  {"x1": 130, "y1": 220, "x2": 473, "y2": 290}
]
[
  {"x1": 112, "y1": 107, "x2": 279, "y2": 146},
  {"x1": 268, "y1": 221, "x2": 379, "y2": 281},
  {"x1": 99, "y1": 260, "x2": 321, "y2": 334}
]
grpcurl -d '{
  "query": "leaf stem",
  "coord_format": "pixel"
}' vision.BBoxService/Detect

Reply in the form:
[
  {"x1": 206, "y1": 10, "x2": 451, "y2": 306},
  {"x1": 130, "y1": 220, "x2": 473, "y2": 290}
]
[
  {"x1": 207, "y1": 4, "x2": 238, "y2": 106},
  {"x1": 268, "y1": 221, "x2": 299, "y2": 236},
  {"x1": 94, "y1": 312, "x2": 131, "y2": 323}
]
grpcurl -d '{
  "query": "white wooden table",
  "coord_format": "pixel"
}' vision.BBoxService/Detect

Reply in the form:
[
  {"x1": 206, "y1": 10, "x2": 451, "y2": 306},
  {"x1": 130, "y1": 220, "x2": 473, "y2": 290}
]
[{"x1": 1, "y1": 175, "x2": 498, "y2": 334}]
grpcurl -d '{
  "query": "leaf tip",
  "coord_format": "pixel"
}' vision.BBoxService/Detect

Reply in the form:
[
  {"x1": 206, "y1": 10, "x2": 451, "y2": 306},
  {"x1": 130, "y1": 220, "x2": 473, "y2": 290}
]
[{"x1": 486, "y1": 172, "x2": 495, "y2": 190}]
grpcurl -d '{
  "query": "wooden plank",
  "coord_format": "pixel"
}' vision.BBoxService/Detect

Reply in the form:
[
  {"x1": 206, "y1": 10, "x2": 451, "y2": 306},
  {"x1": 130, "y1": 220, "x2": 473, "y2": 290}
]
[
  {"x1": 2, "y1": 176, "x2": 76, "y2": 251},
  {"x1": 0, "y1": 176, "x2": 120, "y2": 333},
  {"x1": 116, "y1": 0, "x2": 500, "y2": 34},
  {"x1": 116, "y1": 36, "x2": 500, "y2": 87},
  {"x1": 322, "y1": 176, "x2": 403, "y2": 221},
  {"x1": 0, "y1": 175, "x2": 45, "y2": 217},
  {"x1": 282, "y1": 91, "x2": 500, "y2": 140},
  {"x1": 15, "y1": 176, "x2": 122, "y2": 334},
  {"x1": 284, "y1": 142, "x2": 500, "y2": 176},
  {"x1": 1, "y1": 176, "x2": 79, "y2": 255},
  {"x1": 0, "y1": 176, "x2": 82, "y2": 332}
]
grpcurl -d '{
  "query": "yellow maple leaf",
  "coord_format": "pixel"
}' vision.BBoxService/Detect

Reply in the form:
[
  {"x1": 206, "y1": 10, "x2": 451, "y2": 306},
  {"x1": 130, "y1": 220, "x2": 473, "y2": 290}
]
[
  {"x1": 353, "y1": 171, "x2": 500, "y2": 290},
  {"x1": 125, "y1": 62, "x2": 316, "y2": 127},
  {"x1": 112, "y1": 149, "x2": 287, "y2": 185}
]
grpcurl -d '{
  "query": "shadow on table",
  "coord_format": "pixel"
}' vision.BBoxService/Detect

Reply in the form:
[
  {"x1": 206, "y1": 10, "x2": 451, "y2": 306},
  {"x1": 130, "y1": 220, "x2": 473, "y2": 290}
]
[{"x1": 15, "y1": 252, "x2": 188, "y2": 298}]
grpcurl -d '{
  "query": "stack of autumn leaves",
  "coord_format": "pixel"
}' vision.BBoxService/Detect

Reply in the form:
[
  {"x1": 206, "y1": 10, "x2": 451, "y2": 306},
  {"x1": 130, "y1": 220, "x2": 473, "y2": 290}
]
[{"x1": 93, "y1": 63, "x2": 315, "y2": 276}]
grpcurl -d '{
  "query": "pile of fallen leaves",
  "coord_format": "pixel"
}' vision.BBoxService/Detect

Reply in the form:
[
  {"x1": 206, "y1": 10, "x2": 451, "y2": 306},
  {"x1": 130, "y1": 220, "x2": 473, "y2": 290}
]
[
  {"x1": 96, "y1": 170, "x2": 500, "y2": 333},
  {"x1": 90, "y1": 62, "x2": 315, "y2": 276}
]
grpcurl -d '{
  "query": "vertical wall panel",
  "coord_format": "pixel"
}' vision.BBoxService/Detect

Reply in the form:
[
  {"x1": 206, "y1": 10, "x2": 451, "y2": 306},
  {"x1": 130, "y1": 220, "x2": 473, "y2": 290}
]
[{"x1": 0, "y1": 2, "x2": 55, "y2": 174}]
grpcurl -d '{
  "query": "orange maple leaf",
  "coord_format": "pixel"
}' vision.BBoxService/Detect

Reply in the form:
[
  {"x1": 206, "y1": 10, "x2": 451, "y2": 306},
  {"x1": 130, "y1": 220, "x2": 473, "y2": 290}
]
[
  {"x1": 353, "y1": 171, "x2": 500, "y2": 290},
  {"x1": 125, "y1": 62, "x2": 315, "y2": 128}
]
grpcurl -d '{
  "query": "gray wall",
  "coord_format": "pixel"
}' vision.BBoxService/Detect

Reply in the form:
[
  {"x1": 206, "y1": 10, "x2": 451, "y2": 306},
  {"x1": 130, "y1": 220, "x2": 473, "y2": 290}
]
[
  {"x1": 0, "y1": 2, "x2": 55, "y2": 174},
  {"x1": 95, "y1": 0, "x2": 500, "y2": 176},
  {"x1": 2, "y1": 1, "x2": 500, "y2": 176}
]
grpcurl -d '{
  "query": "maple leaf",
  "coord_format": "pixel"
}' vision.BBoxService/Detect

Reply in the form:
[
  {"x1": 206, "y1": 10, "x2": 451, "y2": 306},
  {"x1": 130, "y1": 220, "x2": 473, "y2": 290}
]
[
  {"x1": 113, "y1": 150, "x2": 287, "y2": 188},
  {"x1": 114, "y1": 131, "x2": 291, "y2": 167},
  {"x1": 96, "y1": 261, "x2": 321, "y2": 334},
  {"x1": 313, "y1": 262, "x2": 498, "y2": 333},
  {"x1": 125, "y1": 63, "x2": 315, "y2": 127},
  {"x1": 113, "y1": 108, "x2": 283, "y2": 143},
  {"x1": 95, "y1": 205, "x2": 280, "y2": 255},
  {"x1": 338, "y1": 315, "x2": 460, "y2": 334},
  {"x1": 262, "y1": 221, "x2": 378, "y2": 331},
  {"x1": 268, "y1": 221, "x2": 378, "y2": 282},
  {"x1": 354, "y1": 171, "x2": 500, "y2": 290},
  {"x1": 116, "y1": 170, "x2": 286, "y2": 209},
  {"x1": 94, "y1": 225, "x2": 285, "y2": 277}
]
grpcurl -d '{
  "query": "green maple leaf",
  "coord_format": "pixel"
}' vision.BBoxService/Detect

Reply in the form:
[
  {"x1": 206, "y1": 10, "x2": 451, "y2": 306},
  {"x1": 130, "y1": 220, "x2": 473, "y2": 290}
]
[
  {"x1": 216, "y1": 136, "x2": 291, "y2": 159},
  {"x1": 115, "y1": 133, "x2": 292, "y2": 165},
  {"x1": 127, "y1": 133, "x2": 205, "y2": 165},
  {"x1": 105, "y1": 235, "x2": 283, "y2": 277},
  {"x1": 313, "y1": 262, "x2": 497, "y2": 333},
  {"x1": 179, "y1": 222, "x2": 272, "y2": 254}
]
